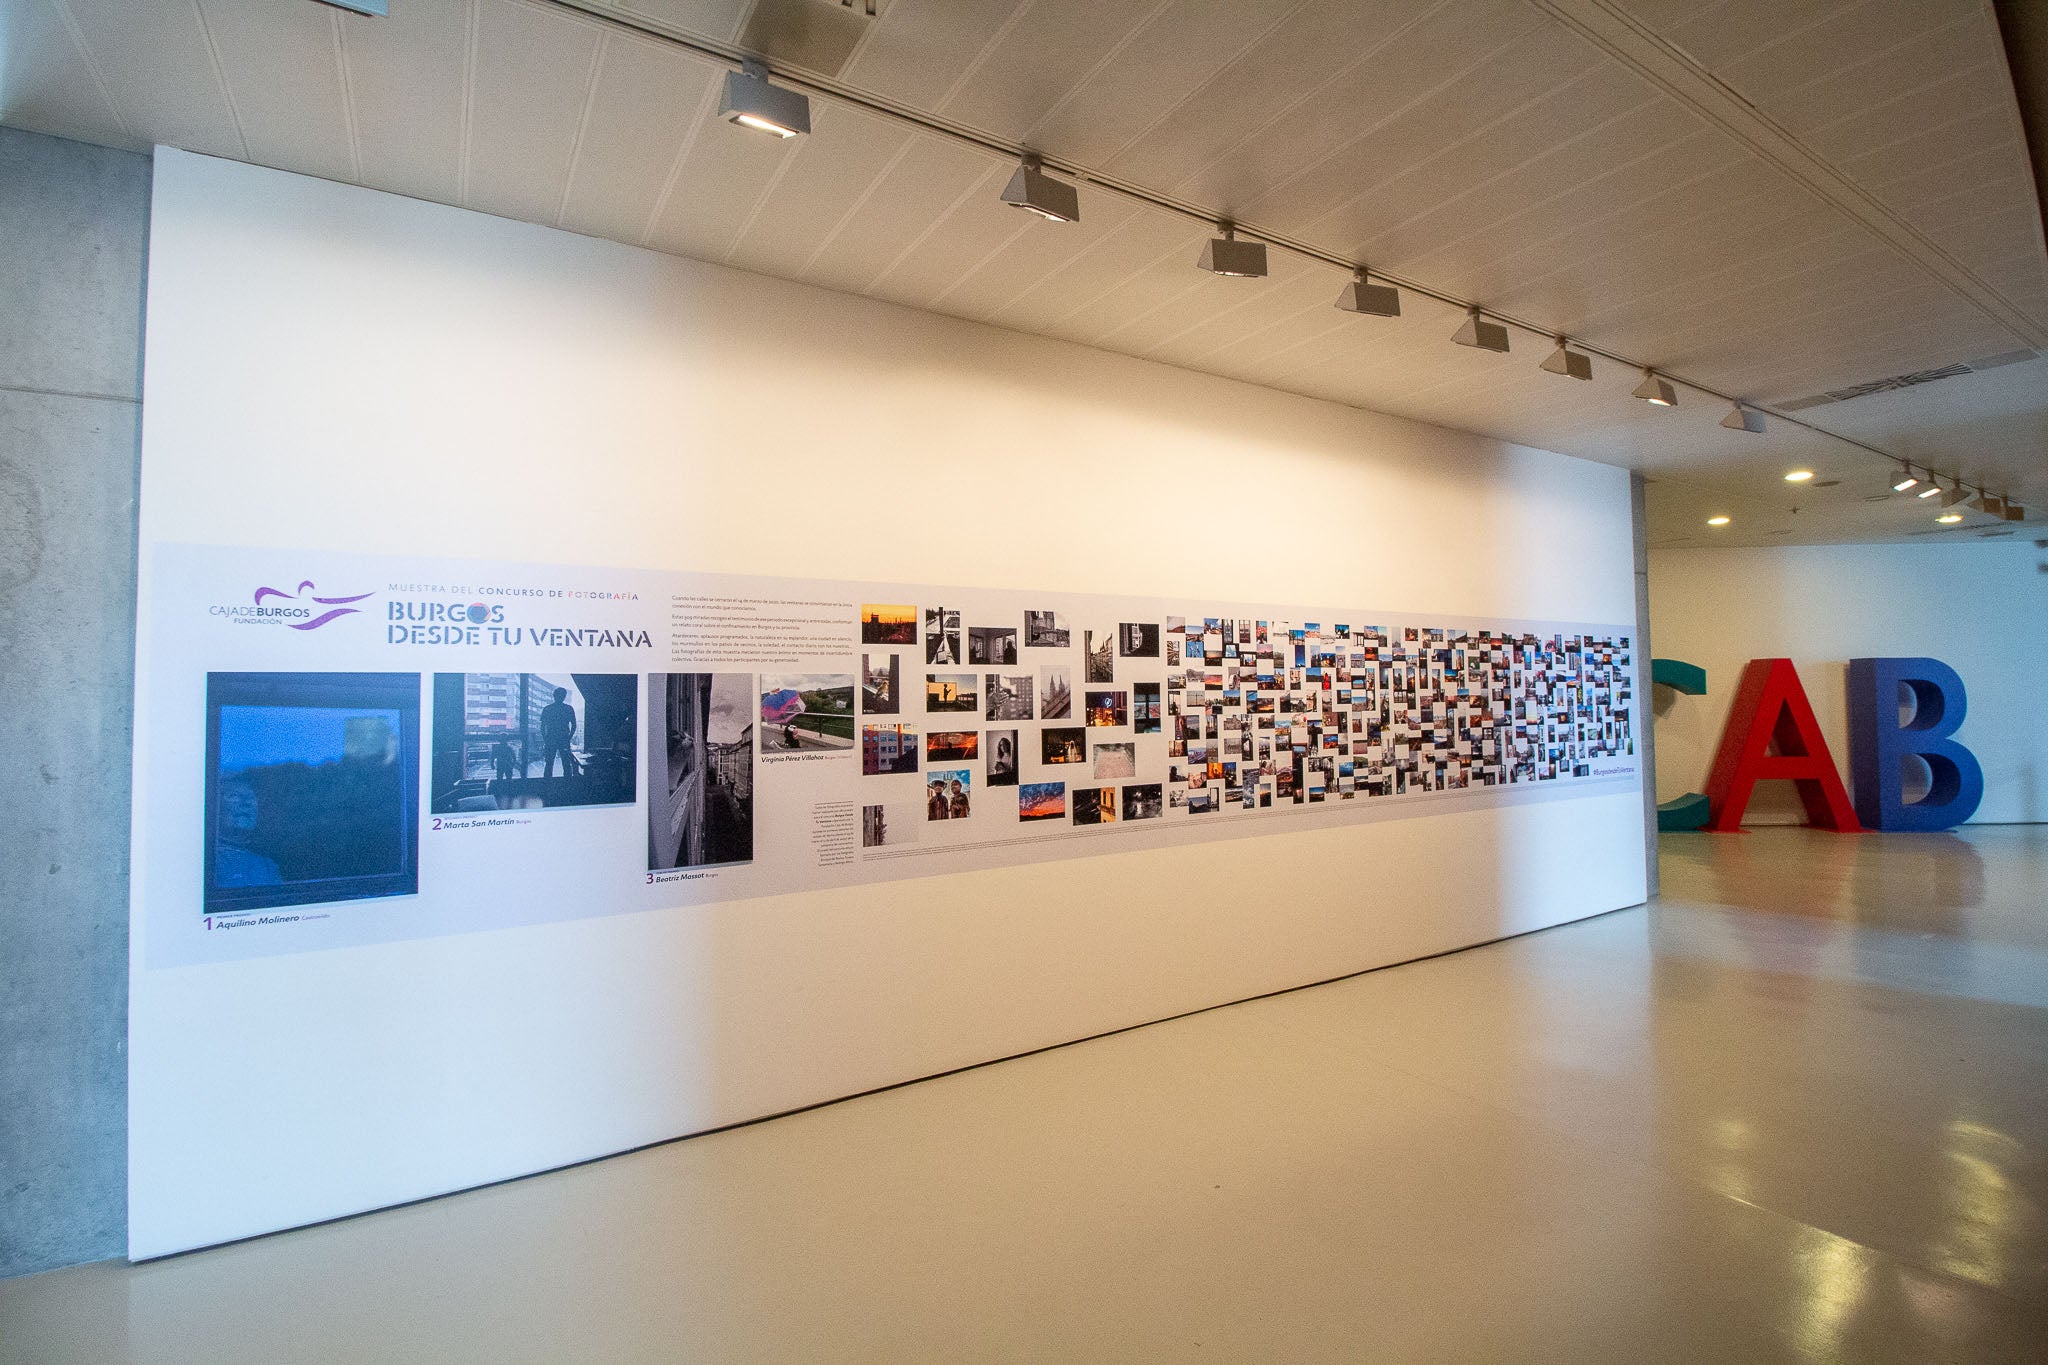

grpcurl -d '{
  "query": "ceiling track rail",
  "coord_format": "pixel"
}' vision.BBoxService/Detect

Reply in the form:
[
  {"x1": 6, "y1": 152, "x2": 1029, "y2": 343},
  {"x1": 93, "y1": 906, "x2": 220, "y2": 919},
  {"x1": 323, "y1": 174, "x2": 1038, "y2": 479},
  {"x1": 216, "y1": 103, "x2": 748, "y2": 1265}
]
[{"x1": 536, "y1": 0, "x2": 2011, "y2": 497}]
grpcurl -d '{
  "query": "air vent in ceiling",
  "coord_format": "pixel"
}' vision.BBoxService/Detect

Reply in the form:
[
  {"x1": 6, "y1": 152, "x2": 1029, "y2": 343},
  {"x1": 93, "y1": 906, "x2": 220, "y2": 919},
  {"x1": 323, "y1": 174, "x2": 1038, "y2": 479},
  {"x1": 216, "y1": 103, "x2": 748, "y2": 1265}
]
[{"x1": 1776, "y1": 349, "x2": 2039, "y2": 411}]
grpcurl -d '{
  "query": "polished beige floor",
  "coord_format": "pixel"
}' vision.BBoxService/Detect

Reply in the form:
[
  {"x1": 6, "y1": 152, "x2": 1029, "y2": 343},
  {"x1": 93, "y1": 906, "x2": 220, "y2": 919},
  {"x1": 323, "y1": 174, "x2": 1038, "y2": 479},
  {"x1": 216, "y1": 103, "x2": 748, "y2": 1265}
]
[{"x1": 6, "y1": 828, "x2": 2045, "y2": 1362}]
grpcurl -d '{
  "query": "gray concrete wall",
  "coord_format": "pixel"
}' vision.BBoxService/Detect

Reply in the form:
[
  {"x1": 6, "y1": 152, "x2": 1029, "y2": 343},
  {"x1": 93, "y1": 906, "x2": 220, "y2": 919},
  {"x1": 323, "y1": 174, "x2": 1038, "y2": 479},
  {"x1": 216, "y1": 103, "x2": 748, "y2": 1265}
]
[
  {"x1": 1631, "y1": 470, "x2": 1659, "y2": 898},
  {"x1": 0, "y1": 126, "x2": 150, "y2": 1278}
]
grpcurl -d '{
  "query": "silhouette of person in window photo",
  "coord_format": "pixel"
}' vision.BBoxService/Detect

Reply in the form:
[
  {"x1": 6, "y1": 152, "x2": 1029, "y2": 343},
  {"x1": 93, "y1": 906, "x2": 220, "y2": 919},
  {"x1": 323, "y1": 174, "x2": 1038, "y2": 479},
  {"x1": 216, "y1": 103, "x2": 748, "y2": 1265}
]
[{"x1": 539, "y1": 687, "x2": 579, "y2": 778}]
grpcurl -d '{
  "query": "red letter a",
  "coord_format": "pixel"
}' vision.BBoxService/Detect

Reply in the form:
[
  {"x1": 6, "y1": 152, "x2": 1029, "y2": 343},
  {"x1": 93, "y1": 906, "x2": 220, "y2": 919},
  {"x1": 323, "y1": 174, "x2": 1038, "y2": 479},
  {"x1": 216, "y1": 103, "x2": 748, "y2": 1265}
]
[{"x1": 1703, "y1": 658, "x2": 1861, "y2": 832}]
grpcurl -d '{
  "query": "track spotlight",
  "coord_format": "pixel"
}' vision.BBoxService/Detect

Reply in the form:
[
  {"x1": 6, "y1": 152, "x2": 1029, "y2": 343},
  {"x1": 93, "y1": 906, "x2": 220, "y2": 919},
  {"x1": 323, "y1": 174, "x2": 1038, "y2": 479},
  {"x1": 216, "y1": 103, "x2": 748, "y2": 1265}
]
[
  {"x1": 1916, "y1": 483, "x2": 1941, "y2": 499},
  {"x1": 1785, "y1": 469, "x2": 1814, "y2": 482},
  {"x1": 1633, "y1": 368, "x2": 1675, "y2": 406},
  {"x1": 1893, "y1": 468, "x2": 1920, "y2": 492},
  {"x1": 1939, "y1": 484, "x2": 1969, "y2": 508},
  {"x1": 1707, "y1": 515, "x2": 1731, "y2": 527},
  {"x1": 1971, "y1": 490, "x2": 2003, "y2": 515},
  {"x1": 720, "y1": 60, "x2": 810, "y2": 138},
  {"x1": 1452, "y1": 307, "x2": 1509, "y2": 354},
  {"x1": 1335, "y1": 268, "x2": 1400, "y2": 317},
  {"x1": 2005, "y1": 501, "x2": 2026, "y2": 522},
  {"x1": 1196, "y1": 224, "x2": 1266, "y2": 278},
  {"x1": 1720, "y1": 403, "x2": 1765, "y2": 433},
  {"x1": 1000, "y1": 156, "x2": 1079, "y2": 223},
  {"x1": 1539, "y1": 338, "x2": 1591, "y2": 380}
]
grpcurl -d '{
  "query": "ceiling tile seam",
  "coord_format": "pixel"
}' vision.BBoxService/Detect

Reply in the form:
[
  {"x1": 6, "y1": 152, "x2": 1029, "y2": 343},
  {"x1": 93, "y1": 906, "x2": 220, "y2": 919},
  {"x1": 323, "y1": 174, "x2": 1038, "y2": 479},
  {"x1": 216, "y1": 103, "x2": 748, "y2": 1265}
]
[
  {"x1": 1821, "y1": 95, "x2": 2013, "y2": 178},
  {"x1": 792, "y1": 131, "x2": 921, "y2": 279},
  {"x1": 1133, "y1": 270, "x2": 1337, "y2": 362},
  {"x1": 1139, "y1": 0, "x2": 1466, "y2": 204},
  {"x1": 187, "y1": 0, "x2": 251, "y2": 161},
  {"x1": 637, "y1": 76, "x2": 724, "y2": 249},
  {"x1": 1528, "y1": 0, "x2": 2048, "y2": 346},
  {"x1": 1166, "y1": 288, "x2": 1352, "y2": 371},
  {"x1": 458, "y1": 0, "x2": 481, "y2": 207},
  {"x1": 721, "y1": 0, "x2": 758, "y2": 45},
  {"x1": 1035, "y1": 221, "x2": 1216, "y2": 331},
  {"x1": 1011, "y1": 0, "x2": 1181, "y2": 150},
  {"x1": 1086, "y1": 0, "x2": 1322, "y2": 169},
  {"x1": 970, "y1": 200, "x2": 1151, "y2": 319},
  {"x1": 1775, "y1": 11, "x2": 1988, "y2": 135},
  {"x1": 920, "y1": 215, "x2": 1040, "y2": 313},
  {"x1": 552, "y1": 31, "x2": 612, "y2": 229},
  {"x1": 1083, "y1": 272, "x2": 1249, "y2": 351},
  {"x1": 1704, "y1": 0, "x2": 1928, "y2": 93},
  {"x1": 929, "y1": 0, "x2": 1041, "y2": 119},
  {"x1": 856, "y1": 162, "x2": 1008, "y2": 297},
  {"x1": 330, "y1": 9, "x2": 366, "y2": 183},
  {"x1": 46, "y1": 0, "x2": 132, "y2": 143},
  {"x1": 1226, "y1": 13, "x2": 1568, "y2": 228},
  {"x1": 1316, "y1": 82, "x2": 1664, "y2": 261},
  {"x1": 1562, "y1": 224, "x2": 1876, "y2": 335},
  {"x1": 717, "y1": 118, "x2": 809, "y2": 265}
]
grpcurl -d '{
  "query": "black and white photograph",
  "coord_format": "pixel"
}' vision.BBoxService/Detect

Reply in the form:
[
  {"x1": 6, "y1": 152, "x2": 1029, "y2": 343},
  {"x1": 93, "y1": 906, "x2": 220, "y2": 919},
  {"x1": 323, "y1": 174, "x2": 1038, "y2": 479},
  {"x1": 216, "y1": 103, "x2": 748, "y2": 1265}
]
[
  {"x1": 646, "y1": 673, "x2": 755, "y2": 871},
  {"x1": 1121, "y1": 783, "x2": 1163, "y2": 821},
  {"x1": 861, "y1": 653, "x2": 900, "y2": 714},
  {"x1": 430, "y1": 672, "x2": 637, "y2": 815},
  {"x1": 986, "y1": 729, "x2": 1020, "y2": 787},
  {"x1": 860, "y1": 801, "x2": 919, "y2": 848},
  {"x1": 968, "y1": 626, "x2": 1018, "y2": 665},
  {"x1": 924, "y1": 606, "x2": 962, "y2": 664},
  {"x1": 1084, "y1": 630, "x2": 1115, "y2": 684},
  {"x1": 1040, "y1": 664, "x2": 1073, "y2": 720},
  {"x1": 1023, "y1": 610, "x2": 1069, "y2": 648},
  {"x1": 1041, "y1": 727, "x2": 1087, "y2": 765},
  {"x1": 1119, "y1": 623, "x2": 1160, "y2": 657},
  {"x1": 926, "y1": 672, "x2": 979, "y2": 713},
  {"x1": 205, "y1": 672, "x2": 421, "y2": 915},
  {"x1": 986, "y1": 673, "x2": 1034, "y2": 721}
]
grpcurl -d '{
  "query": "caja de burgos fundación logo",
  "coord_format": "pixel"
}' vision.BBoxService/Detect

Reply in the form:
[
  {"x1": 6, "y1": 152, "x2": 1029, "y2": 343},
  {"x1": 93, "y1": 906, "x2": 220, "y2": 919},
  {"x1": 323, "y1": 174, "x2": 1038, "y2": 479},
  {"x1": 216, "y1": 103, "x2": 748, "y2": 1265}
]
[{"x1": 210, "y1": 579, "x2": 376, "y2": 630}]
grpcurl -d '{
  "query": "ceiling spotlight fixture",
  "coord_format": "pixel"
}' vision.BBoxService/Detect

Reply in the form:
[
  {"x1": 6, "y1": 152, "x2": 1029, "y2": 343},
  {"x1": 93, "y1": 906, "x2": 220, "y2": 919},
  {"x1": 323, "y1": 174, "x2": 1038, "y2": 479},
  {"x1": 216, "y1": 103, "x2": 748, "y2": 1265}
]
[
  {"x1": 1706, "y1": 515, "x2": 1731, "y2": 527},
  {"x1": 1916, "y1": 482, "x2": 1942, "y2": 499},
  {"x1": 1937, "y1": 513, "x2": 1964, "y2": 524},
  {"x1": 1335, "y1": 268, "x2": 1400, "y2": 317},
  {"x1": 1000, "y1": 155, "x2": 1079, "y2": 223},
  {"x1": 1972, "y1": 490, "x2": 2005, "y2": 516},
  {"x1": 720, "y1": 59, "x2": 811, "y2": 138},
  {"x1": 1892, "y1": 468, "x2": 1920, "y2": 492},
  {"x1": 1720, "y1": 402, "x2": 1765, "y2": 433},
  {"x1": 2004, "y1": 501, "x2": 2026, "y2": 522},
  {"x1": 1196, "y1": 223, "x2": 1267, "y2": 278},
  {"x1": 1633, "y1": 368, "x2": 1676, "y2": 406},
  {"x1": 1539, "y1": 338, "x2": 1591, "y2": 380},
  {"x1": 1939, "y1": 484, "x2": 1969, "y2": 508},
  {"x1": 1784, "y1": 469, "x2": 1814, "y2": 482},
  {"x1": 1452, "y1": 306, "x2": 1509, "y2": 354}
]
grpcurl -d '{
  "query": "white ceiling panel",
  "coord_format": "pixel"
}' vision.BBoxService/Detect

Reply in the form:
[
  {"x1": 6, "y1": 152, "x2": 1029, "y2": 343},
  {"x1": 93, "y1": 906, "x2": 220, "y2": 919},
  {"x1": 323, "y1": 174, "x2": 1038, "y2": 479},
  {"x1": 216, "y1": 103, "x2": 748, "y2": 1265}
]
[{"x1": 3, "y1": 0, "x2": 2044, "y2": 543}]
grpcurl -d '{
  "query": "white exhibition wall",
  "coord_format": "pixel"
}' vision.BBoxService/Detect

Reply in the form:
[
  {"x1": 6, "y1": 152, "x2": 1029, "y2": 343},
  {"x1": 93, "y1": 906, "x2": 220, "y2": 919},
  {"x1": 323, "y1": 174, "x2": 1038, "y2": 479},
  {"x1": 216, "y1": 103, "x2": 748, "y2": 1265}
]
[
  {"x1": 131, "y1": 148, "x2": 1646, "y2": 1257},
  {"x1": 1649, "y1": 542, "x2": 2048, "y2": 824}
]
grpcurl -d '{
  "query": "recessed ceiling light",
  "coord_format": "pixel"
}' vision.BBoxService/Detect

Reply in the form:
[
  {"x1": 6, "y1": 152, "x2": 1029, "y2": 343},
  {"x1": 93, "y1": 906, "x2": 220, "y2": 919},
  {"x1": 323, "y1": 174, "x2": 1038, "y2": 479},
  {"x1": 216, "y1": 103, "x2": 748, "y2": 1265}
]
[
  {"x1": 720, "y1": 60, "x2": 811, "y2": 138},
  {"x1": 1784, "y1": 469, "x2": 1814, "y2": 482},
  {"x1": 1196, "y1": 224, "x2": 1267, "y2": 278},
  {"x1": 1334, "y1": 268, "x2": 1400, "y2": 317},
  {"x1": 1633, "y1": 368, "x2": 1676, "y2": 406},
  {"x1": 1937, "y1": 513, "x2": 1963, "y2": 524},
  {"x1": 1706, "y1": 515, "x2": 1731, "y2": 527},
  {"x1": 1539, "y1": 338, "x2": 1591, "y2": 380},
  {"x1": 1452, "y1": 306, "x2": 1509, "y2": 353},
  {"x1": 1000, "y1": 156, "x2": 1079, "y2": 222}
]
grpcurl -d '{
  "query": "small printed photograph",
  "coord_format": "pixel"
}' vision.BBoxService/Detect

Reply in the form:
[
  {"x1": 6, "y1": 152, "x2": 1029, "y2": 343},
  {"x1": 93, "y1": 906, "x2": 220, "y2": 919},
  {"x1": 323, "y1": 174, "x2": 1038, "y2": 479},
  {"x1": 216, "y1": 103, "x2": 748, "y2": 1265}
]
[
  {"x1": 861, "y1": 654, "x2": 900, "y2": 714},
  {"x1": 1041, "y1": 727, "x2": 1088, "y2": 765},
  {"x1": 1019, "y1": 781, "x2": 1066, "y2": 822},
  {"x1": 647, "y1": 673, "x2": 755, "y2": 871},
  {"x1": 1084, "y1": 631, "x2": 1115, "y2": 684},
  {"x1": 1093, "y1": 742, "x2": 1137, "y2": 779},
  {"x1": 968, "y1": 626, "x2": 1019, "y2": 666},
  {"x1": 986, "y1": 673, "x2": 1034, "y2": 721},
  {"x1": 760, "y1": 673, "x2": 856, "y2": 752},
  {"x1": 1133, "y1": 682, "x2": 1162, "y2": 734},
  {"x1": 861, "y1": 801, "x2": 920, "y2": 848},
  {"x1": 1024, "y1": 610, "x2": 1070, "y2": 649},
  {"x1": 1040, "y1": 665, "x2": 1073, "y2": 720},
  {"x1": 927, "y1": 767, "x2": 972, "y2": 821},
  {"x1": 860, "y1": 603, "x2": 917, "y2": 646},
  {"x1": 861, "y1": 722, "x2": 921, "y2": 776},
  {"x1": 1085, "y1": 689, "x2": 1128, "y2": 728},
  {"x1": 1072, "y1": 787, "x2": 1117, "y2": 826},
  {"x1": 986, "y1": 729, "x2": 1020, "y2": 787},
  {"x1": 1119, "y1": 623, "x2": 1161, "y2": 658},
  {"x1": 207, "y1": 672, "x2": 422, "y2": 915},
  {"x1": 431, "y1": 672, "x2": 638, "y2": 814},
  {"x1": 1121, "y1": 783, "x2": 1163, "y2": 821},
  {"x1": 926, "y1": 730, "x2": 979, "y2": 763},
  {"x1": 924, "y1": 607, "x2": 962, "y2": 665},
  {"x1": 926, "y1": 672, "x2": 980, "y2": 713},
  {"x1": 1165, "y1": 638, "x2": 1182, "y2": 666}
]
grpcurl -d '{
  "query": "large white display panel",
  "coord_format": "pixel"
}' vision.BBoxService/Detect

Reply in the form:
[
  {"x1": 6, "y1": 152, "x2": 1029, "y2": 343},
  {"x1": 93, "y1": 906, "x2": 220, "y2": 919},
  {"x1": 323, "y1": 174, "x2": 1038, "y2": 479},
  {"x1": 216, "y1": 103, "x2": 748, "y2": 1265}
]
[{"x1": 132, "y1": 149, "x2": 1647, "y2": 1257}]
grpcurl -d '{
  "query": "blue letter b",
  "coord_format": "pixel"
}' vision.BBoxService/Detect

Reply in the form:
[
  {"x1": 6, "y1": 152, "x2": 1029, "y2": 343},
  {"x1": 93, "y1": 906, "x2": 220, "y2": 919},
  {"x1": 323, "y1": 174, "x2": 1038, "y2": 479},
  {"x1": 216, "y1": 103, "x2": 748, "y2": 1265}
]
[{"x1": 1847, "y1": 657, "x2": 1983, "y2": 831}]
